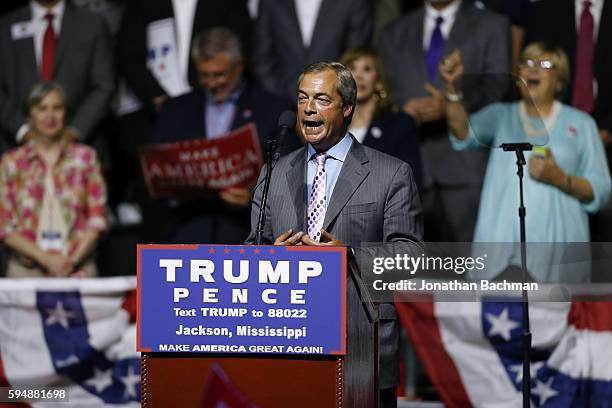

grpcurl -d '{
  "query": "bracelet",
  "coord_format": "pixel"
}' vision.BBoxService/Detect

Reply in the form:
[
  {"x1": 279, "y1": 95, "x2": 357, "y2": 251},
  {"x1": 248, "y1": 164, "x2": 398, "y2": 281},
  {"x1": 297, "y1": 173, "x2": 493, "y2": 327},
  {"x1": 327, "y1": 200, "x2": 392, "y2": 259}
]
[
  {"x1": 445, "y1": 92, "x2": 463, "y2": 102},
  {"x1": 564, "y1": 174, "x2": 572, "y2": 194}
]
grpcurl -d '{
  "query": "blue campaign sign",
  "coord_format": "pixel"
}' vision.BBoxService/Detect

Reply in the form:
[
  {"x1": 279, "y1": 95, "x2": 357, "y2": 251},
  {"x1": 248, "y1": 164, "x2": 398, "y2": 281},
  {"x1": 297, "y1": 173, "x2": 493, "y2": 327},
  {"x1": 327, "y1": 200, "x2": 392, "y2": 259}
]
[{"x1": 137, "y1": 245, "x2": 346, "y2": 355}]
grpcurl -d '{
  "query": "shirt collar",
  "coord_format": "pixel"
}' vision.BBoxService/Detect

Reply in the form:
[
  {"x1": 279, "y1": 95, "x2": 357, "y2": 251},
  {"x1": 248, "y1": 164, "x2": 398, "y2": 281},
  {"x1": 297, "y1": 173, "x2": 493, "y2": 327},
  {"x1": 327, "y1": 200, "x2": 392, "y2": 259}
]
[
  {"x1": 205, "y1": 80, "x2": 245, "y2": 106},
  {"x1": 25, "y1": 138, "x2": 72, "y2": 163},
  {"x1": 577, "y1": 0, "x2": 602, "y2": 8},
  {"x1": 31, "y1": 0, "x2": 65, "y2": 23},
  {"x1": 425, "y1": 0, "x2": 461, "y2": 22},
  {"x1": 307, "y1": 132, "x2": 352, "y2": 162},
  {"x1": 576, "y1": 0, "x2": 603, "y2": 14}
]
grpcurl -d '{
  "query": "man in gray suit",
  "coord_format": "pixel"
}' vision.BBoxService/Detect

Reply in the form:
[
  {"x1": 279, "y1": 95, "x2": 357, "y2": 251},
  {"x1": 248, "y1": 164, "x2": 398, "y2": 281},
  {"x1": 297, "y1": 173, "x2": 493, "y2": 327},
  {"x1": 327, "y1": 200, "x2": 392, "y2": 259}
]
[
  {"x1": 254, "y1": 0, "x2": 371, "y2": 99},
  {"x1": 246, "y1": 61, "x2": 423, "y2": 408},
  {"x1": 380, "y1": 0, "x2": 511, "y2": 242},
  {"x1": 0, "y1": 0, "x2": 113, "y2": 152}
]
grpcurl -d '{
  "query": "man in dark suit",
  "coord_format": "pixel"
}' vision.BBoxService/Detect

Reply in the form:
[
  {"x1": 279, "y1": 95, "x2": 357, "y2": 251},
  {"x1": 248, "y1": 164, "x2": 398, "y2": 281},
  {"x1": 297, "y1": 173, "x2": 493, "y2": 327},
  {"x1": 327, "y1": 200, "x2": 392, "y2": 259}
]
[
  {"x1": 118, "y1": 0, "x2": 252, "y2": 112},
  {"x1": 246, "y1": 61, "x2": 423, "y2": 408},
  {"x1": 115, "y1": 1, "x2": 252, "y2": 238},
  {"x1": 254, "y1": 0, "x2": 372, "y2": 99},
  {"x1": 0, "y1": 0, "x2": 113, "y2": 152},
  {"x1": 154, "y1": 27, "x2": 301, "y2": 245},
  {"x1": 525, "y1": 0, "x2": 612, "y2": 241},
  {"x1": 379, "y1": 0, "x2": 511, "y2": 242}
]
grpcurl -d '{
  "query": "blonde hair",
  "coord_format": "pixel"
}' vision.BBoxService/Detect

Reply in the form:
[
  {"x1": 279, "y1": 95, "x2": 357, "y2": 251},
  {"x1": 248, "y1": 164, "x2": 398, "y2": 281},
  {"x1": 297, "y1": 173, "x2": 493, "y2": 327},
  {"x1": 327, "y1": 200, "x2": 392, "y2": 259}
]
[
  {"x1": 340, "y1": 47, "x2": 395, "y2": 116},
  {"x1": 23, "y1": 81, "x2": 71, "y2": 143},
  {"x1": 521, "y1": 42, "x2": 570, "y2": 96},
  {"x1": 25, "y1": 81, "x2": 66, "y2": 115}
]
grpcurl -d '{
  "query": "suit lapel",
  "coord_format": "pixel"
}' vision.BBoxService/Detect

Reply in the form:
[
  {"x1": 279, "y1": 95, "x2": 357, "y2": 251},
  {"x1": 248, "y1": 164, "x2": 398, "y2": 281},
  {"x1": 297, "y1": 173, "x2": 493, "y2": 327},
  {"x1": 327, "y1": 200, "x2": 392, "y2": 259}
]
[
  {"x1": 413, "y1": 10, "x2": 429, "y2": 86},
  {"x1": 444, "y1": 4, "x2": 471, "y2": 58},
  {"x1": 559, "y1": 0, "x2": 576, "y2": 66},
  {"x1": 285, "y1": 1, "x2": 306, "y2": 53},
  {"x1": 191, "y1": 0, "x2": 208, "y2": 41},
  {"x1": 12, "y1": 7, "x2": 38, "y2": 81},
  {"x1": 322, "y1": 140, "x2": 370, "y2": 231},
  {"x1": 197, "y1": 90, "x2": 207, "y2": 139},
  {"x1": 594, "y1": 0, "x2": 609, "y2": 63},
  {"x1": 53, "y1": 5, "x2": 75, "y2": 76},
  {"x1": 307, "y1": 0, "x2": 333, "y2": 55},
  {"x1": 286, "y1": 148, "x2": 308, "y2": 231},
  {"x1": 231, "y1": 87, "x2": 254, "y2": 130}
]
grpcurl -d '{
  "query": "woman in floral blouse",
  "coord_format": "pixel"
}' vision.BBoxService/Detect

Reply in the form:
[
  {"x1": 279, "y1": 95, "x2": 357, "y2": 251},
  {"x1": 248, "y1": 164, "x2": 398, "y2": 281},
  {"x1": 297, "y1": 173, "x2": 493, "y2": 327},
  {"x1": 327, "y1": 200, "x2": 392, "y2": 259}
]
[{"x1": 0, "y1": 82, "x2": 108, "y2": 277}]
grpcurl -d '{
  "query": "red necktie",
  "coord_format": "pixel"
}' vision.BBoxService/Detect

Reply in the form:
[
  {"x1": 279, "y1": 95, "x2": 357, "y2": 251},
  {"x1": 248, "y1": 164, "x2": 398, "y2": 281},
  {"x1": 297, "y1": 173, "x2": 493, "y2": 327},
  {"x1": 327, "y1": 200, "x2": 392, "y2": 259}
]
[
  {"x1": 41, "y1": 13, "x2": 56, "y2": 81},
  {"x1": 572, "y1": 0, "x2": 594, "y2": 113}
]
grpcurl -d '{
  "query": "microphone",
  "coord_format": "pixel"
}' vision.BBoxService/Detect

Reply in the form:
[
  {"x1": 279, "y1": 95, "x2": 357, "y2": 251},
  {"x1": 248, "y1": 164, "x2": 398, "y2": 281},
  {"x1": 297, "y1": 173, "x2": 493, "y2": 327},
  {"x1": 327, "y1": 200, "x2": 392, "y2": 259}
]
[
  {"x1": 255, "y1": 111, "x2": 295, "y2": 245},
  {"x1": 264, "y1": 110, "x2": 296, "y2": 161},
  {"x1": 277, "y1": 110, "x2": 296, "y2": 142}
]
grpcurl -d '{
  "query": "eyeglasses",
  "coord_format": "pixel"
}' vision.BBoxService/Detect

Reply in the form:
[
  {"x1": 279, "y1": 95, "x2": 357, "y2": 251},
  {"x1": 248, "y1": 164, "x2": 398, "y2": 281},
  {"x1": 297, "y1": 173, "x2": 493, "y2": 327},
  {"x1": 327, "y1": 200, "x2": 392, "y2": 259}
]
[{"x1": 520, "y1": 59, "x2": 554, "y2": 70}]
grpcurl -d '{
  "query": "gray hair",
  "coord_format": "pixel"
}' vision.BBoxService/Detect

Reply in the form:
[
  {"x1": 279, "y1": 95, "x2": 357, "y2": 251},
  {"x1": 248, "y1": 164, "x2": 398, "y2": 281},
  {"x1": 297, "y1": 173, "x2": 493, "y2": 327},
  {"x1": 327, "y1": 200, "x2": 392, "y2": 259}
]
[
  {"x1": 191, "y1": 27, "x2": 243, "y2": 63},
  {"x1": 297, "y1": 61, "x2": 357, "y2": 123},
  {"x1": 25, "y1": 81, "x2": 67, "y2": 114}
]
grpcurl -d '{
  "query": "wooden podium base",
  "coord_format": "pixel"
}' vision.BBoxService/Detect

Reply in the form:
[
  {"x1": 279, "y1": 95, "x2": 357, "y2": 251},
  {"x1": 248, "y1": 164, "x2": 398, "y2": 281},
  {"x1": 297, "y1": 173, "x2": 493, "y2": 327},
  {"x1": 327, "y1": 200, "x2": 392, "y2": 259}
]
[{"x1": 142, "y1": 353, "x2": 343, "y2": 407}]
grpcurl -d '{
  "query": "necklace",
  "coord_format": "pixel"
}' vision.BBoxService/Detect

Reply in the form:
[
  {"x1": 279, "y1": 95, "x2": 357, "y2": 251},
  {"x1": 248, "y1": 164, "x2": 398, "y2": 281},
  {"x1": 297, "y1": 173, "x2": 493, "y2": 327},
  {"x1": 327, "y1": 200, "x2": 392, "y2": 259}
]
[{"x1": 518, "y1": 100, "x2": 561, "y2": 138}]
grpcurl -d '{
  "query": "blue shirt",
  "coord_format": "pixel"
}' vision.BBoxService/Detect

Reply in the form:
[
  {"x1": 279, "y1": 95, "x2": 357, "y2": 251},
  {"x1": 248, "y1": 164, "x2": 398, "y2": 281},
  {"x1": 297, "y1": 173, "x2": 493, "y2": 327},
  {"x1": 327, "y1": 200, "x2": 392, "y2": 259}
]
[
  {"x1": 306, "y1": 133, "x2": 353, "y2": 209},
  {"x1": 204, "y1": 85, "x2": 243, "y2": 139}
]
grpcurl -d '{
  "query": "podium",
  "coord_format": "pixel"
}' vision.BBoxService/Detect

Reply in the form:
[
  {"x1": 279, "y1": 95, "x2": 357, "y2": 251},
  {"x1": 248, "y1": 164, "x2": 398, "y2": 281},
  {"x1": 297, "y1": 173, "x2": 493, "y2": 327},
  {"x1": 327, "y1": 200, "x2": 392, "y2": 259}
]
[{"x1": 138, "y1": 245, "x2": 379, "y2": 407}]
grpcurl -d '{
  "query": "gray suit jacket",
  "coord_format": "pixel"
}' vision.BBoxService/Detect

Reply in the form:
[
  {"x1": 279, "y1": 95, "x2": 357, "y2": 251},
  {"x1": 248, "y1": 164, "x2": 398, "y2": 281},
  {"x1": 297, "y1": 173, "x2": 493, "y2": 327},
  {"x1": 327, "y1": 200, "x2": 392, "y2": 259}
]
[
  {"x1": 254, "y1": 0, "x2": 371, "y2": 98},
  {"x1": 246, "y1": 138, "x2": 423, "y2": 388},
  {"x1": 0, "y1": 4, "x2": 113, "y2": 148},
  {"x1": 379, "y1": 2, "x2": 511, "y2": 185}
]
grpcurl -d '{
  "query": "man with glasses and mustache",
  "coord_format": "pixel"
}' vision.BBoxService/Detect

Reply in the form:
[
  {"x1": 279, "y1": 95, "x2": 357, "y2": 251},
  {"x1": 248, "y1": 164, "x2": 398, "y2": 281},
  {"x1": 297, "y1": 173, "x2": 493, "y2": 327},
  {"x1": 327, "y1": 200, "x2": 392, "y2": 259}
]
[{"x1": 153, "y1": 27, "x2": 300, "y2": 245}]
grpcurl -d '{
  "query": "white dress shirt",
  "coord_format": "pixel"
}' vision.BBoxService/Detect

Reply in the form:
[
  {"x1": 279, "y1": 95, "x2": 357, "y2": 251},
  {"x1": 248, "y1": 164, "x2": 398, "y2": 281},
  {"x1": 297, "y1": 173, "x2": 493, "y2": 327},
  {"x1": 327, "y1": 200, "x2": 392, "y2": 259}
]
[
  {"x1": 574, "y1": 0, "x2": 603, "y2": 97},
  {"x1": 575, "y1": 0, "x2": 603, "y2": 40},
  {"x1": 247, "y1": 0, "x2": 259, "y2": 19},
  {"x1": 18, "y1": 1, "x2": 66, "y2": 142},
  {"x1": 30, "y1": 0, "x2": 65, "y2": 67},
  {"x1": 295, "y1": 0, "x2": 323, "y2": 47},
  {"x1": 422, "y1": 0, "x2": 462, "y2": 50},
  {"x1": 172, "y1": 0, "x2": 198, "y2": 83}
]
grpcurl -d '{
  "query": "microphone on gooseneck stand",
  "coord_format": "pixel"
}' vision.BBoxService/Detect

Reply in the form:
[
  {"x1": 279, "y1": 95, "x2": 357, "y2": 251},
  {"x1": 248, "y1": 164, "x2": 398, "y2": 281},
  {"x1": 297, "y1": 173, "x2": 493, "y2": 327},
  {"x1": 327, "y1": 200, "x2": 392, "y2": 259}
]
[
  {"x1": 273, "y1": 110, "x2": 297, "y2": 158},
  {"x1": 255, "y1": 111, "x2": 296, "y2": 245}
]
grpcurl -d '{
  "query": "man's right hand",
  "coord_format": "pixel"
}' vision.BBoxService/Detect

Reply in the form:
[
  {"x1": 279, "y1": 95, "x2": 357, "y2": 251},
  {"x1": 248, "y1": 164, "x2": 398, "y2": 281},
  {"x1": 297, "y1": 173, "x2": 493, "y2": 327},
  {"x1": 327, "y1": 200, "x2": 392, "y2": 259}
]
[
  {"x1": 600, "y1": 128, "x2": 612, "y2": 147},
  {"x1": 152, "y1": 95, "x2": 168, "y2": 112},
  {"x1": 42, "y1": 253, "x2": 75, "y2": 277},
  {"x1": 220, "y1": 187, "x2": 252, "y2": 208},
  {"x1": 274, "y1": 229, "x2": 304, "y2": 246},
  {"x1": 439, "y1": 48, "x2": 464, "y2": 93},
  {"x1": 403, "y1": 98, "x2": 422, "y2": 120}
]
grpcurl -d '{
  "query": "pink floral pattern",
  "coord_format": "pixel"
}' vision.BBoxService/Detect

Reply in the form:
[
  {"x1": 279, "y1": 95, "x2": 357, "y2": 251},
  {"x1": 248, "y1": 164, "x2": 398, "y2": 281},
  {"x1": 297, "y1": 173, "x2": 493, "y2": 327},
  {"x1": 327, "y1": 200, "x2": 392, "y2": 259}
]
[{"x1": 0, "y1": 142, "x2": 109, "y2": 255}]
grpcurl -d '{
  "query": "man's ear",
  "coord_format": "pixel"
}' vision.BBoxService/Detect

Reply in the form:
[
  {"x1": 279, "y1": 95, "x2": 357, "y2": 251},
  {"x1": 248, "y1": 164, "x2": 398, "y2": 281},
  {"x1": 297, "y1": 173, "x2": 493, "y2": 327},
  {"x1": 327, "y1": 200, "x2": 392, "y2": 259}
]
[
  {"x1": 235, "y1": 58, "x2": 245, "y2": 74},
  {"x1": 343, "y1": 104, "x2": 353, "y2": 119}
]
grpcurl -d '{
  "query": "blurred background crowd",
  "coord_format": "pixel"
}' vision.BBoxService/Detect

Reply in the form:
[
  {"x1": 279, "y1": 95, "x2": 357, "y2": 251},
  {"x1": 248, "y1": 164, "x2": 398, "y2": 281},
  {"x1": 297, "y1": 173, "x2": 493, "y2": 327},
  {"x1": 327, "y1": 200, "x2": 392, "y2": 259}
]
[
  {"x1": 0, "y1": 0, "x2": 610, "y2": 275},
  {"x1": 0, "y1": 0, "x2": 611, "y2": 403}
]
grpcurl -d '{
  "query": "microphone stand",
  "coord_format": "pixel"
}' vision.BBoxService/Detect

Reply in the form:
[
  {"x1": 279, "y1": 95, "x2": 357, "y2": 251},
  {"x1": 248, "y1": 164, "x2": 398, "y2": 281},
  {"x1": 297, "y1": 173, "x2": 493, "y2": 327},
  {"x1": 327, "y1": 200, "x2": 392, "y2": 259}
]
[
  {"x1": 501, "y1": 142, "x2": 532, "y2": 408},
  {"x1": 254, "y1": 135, "x2": 278, "y2": 245}
]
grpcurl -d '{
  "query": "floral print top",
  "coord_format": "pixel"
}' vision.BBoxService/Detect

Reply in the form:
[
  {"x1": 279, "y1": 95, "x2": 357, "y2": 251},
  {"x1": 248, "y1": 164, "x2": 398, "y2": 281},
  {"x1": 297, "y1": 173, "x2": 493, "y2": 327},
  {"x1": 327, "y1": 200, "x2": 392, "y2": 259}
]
[{"x1": 0, "y1": 141, "x2": 108, "y2": 256}]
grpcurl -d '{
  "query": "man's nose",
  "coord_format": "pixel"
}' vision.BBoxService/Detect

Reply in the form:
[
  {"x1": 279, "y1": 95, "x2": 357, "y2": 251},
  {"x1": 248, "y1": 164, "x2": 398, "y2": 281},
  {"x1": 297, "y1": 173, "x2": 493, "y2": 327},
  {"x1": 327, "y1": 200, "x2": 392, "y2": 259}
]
[
  {"x1": 207, "y1": 78, "x2": 220, "y2": 89},
  {"x1": 304, "y1": 98, "x2": 317, "y2": 114}
]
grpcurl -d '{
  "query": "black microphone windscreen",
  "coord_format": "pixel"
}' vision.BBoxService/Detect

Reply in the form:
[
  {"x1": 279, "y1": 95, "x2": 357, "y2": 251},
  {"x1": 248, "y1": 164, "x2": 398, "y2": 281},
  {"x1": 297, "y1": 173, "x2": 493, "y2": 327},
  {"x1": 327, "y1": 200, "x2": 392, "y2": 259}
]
[{"x1": 278, "y1": 110, "x2": 296, "y2": 129}]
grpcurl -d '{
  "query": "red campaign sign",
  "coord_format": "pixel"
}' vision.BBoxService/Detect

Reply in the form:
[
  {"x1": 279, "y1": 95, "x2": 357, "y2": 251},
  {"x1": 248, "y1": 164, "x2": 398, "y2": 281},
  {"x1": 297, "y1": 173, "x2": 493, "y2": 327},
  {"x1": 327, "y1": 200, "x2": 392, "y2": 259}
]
[{"x1": 139, "y1": 124, "x2": 263, "y2": 198}]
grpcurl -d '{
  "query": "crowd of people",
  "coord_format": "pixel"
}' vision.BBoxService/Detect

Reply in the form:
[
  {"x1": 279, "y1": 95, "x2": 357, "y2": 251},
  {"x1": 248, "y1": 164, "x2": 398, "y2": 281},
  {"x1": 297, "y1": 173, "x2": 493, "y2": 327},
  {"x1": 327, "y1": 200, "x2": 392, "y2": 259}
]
[
  {"x1": 0, "y1": 0, "x2": 609, "y2": 281},
  {"x1": 0, "y1": 1, "x2": 610, "y2": 406}
]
